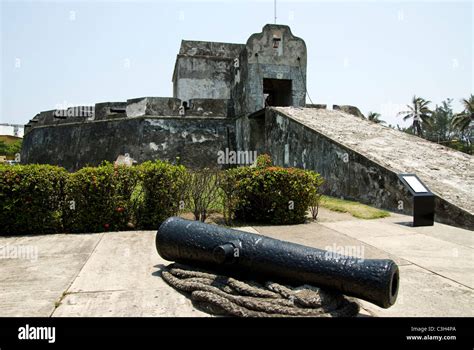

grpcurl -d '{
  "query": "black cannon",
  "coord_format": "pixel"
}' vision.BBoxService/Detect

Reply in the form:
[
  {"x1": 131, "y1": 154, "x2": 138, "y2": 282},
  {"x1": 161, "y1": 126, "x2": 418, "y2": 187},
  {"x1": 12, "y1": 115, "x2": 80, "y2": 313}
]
[{"x1": 156, "y1": 217, "x2": 399, "y2": 308}]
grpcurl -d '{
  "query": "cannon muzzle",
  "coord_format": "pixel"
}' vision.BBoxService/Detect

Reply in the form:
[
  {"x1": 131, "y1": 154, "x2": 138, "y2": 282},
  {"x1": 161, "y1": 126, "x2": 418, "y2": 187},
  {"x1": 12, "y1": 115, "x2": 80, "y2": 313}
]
[{"x1": 156, "y1": 217, "x2": 399, "y2": 308}]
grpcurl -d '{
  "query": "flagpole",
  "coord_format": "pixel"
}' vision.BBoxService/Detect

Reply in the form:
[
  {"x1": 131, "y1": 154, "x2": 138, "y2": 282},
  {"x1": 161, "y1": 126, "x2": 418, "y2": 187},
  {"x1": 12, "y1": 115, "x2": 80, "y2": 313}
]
[{"x1": 274, "y1": 0, "x2": 277, "y2": 24}]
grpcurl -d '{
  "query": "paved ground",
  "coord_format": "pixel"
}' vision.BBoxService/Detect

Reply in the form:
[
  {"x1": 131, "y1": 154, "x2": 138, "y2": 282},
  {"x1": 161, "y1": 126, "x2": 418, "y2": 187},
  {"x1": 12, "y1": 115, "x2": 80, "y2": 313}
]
[{"x1": 0, "y1": 209, "x2": 472, "y2": 317}]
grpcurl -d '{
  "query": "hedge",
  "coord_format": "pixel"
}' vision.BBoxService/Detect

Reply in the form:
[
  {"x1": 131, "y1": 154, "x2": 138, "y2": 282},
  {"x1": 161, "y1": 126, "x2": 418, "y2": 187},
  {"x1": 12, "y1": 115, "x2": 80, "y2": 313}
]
[
  {"x1": 222, "y1": 155, "x2": 324, "y2": 224},
  {"x1": 63, "y1": 163, "x2": 139, "y2": 233},
  {"x1": 0, "y1": 160, "x2": 187, "y2": 235},
  {"x1": 133, "y1": 161, "x2": 188, "y2": 229},
  {"x1": 0, "y1": 156, "x2": 324, "y2": 234},
  {"x1": 0, "y1": 164, "x2": 68, "y2": 235}
]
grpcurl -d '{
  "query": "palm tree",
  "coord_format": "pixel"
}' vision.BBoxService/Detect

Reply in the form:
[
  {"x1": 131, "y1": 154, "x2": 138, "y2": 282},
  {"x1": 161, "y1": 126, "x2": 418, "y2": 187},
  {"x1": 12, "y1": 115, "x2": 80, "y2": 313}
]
[
  {"x1": 366, "y1": 111, "x2": 386, "y2": 124},
  {"x1": 452, "y1": 95, "x2": 474, "y2": 148},
  {"x1": 398, "y1": 96, "x2": 432, "y2": 136},
  {"x1": 452, "y1": 95, "x2": 474, "y2": 132}
]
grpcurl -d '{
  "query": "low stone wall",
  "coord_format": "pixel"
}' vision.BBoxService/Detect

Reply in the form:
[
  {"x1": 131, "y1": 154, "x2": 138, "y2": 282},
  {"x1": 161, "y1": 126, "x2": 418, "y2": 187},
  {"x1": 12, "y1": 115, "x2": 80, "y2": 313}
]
[
  {"x1": 125, "y1": 97, "x2": 182, "y2": 117},
  {"x1": 95, "y1": 102, "x2": 127, "y2": 120},
  {"x1": 21, "y1": 116, "x2": 235, "y2": 171}
]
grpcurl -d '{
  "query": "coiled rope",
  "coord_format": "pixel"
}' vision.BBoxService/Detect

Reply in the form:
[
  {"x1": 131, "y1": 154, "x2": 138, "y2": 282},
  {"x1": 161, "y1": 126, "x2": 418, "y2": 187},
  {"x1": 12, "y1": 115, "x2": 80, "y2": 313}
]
[{"x1": 161, "y1": 263, "x2": 360, "y2": 317}]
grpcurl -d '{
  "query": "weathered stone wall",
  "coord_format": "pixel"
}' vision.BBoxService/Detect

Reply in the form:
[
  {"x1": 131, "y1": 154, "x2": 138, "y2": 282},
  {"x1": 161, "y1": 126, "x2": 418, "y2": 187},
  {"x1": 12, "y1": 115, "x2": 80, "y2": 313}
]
[
  {"x1": 173, "y1": 56, "x2": 234, "y2": 103},
  {"x1": 264, "y1": 108, "x2": 474, "y2": 230},
  {"x1": 21, "y1": 116, "x2": 235, "y2": 171},
  {"x1": 231, "y1": 47, "x2": 249, "y2": 117},
  {"x1": 235, "y1": 115, "x2": 249, "y2": 152},
  {"x1": 22, "y1": 95, "x2": 237, "y2": 171},
  {"x1": 233, "y1": 24, "x2": 307, "y2": 115},
  {"x1": 124, "y1": 97, "x2": 232, "y2": 118},
  {"x1": 173, "y1": 41, "x2": 244, "y2": 104},
  {"x1": 126, "y1": 98, "x2": 182, "y2": 117},
  {"x1": 177, "y1": 40, "x2": 244, "y2": 59},
  {"x1": 95, "y1": 102, "x2": 127, "y2": 120},
  {"x1": 24, "y1": 107, "x2": 93, "y2": 132},
  {"x1": 265, "y1": 109, "x2": 411, "y2": 210},
  {"x1": 188, "y1": 99, "x2": 234, "y2": 118},
  {"x1": 235, "y1": 111, "x2": 266, "y2": 156}
]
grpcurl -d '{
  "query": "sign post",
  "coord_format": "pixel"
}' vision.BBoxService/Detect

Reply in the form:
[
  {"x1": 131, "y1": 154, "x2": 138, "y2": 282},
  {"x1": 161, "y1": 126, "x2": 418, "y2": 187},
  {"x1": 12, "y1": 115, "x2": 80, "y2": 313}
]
[{"x1": 397, "y1": 174, "x2": 435, "y2": 227}]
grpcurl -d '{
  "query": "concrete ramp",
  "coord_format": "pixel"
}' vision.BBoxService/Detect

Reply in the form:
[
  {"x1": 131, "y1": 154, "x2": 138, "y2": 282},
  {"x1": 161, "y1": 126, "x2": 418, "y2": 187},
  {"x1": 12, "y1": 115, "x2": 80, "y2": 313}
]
[{"x1": 265, "y1": 107, "x2": 473, "y2": 230}]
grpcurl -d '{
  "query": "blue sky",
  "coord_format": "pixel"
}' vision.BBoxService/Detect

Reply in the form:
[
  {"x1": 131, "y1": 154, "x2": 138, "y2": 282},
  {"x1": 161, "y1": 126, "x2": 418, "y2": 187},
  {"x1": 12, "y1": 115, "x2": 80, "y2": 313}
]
[{"x1": 1, "y1": 0, "x2": 472, "y2": 127}]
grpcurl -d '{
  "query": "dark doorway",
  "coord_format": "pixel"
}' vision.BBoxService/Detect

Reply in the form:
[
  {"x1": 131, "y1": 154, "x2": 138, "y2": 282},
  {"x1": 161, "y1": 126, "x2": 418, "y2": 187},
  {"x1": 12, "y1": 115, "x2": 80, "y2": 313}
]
[{"x1": 263, "y1": 79, "x2": 292, "y2": 107}]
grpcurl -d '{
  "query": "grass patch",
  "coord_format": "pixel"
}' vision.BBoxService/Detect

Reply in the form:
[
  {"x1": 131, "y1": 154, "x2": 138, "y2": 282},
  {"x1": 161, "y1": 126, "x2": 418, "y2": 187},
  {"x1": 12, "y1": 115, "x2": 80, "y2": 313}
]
[{"x1": 320, "y1": 195, "x2": 390, "y2": 220}]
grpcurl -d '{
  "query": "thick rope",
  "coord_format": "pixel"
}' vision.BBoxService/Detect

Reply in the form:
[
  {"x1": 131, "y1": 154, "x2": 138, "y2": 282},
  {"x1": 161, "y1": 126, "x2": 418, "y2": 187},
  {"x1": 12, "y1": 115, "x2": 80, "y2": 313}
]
[{"x1": 161, "y1": 263, "x2": 360, "y2": 317}]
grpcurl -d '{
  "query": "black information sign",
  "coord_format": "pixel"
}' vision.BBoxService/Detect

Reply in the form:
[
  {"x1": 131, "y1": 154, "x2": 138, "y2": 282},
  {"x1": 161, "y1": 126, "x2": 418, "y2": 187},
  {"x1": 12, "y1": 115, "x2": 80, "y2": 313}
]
[{"x1": 398, "y1": 174, "x2": 435, "y2": 227}]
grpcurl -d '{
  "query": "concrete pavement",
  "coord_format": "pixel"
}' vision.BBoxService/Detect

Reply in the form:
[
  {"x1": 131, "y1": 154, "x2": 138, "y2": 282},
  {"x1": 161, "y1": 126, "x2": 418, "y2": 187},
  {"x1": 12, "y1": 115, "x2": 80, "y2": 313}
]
[{"x1": 0, "y1": 209, "x2": 472, "y2": 317}]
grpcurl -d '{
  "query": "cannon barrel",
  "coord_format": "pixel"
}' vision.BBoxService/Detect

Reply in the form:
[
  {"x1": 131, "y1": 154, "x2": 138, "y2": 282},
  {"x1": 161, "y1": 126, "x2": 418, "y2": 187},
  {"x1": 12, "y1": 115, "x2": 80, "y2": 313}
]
[{"x1": 156, "y1": 217, "x2": 399, "y2": 308}]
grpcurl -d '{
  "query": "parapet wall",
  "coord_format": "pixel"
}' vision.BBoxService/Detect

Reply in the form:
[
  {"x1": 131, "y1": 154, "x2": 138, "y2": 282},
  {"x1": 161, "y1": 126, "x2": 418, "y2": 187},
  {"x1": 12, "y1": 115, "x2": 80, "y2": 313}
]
[{"x1": 24, "y1": 97, "x2": 233, "y2": 136}]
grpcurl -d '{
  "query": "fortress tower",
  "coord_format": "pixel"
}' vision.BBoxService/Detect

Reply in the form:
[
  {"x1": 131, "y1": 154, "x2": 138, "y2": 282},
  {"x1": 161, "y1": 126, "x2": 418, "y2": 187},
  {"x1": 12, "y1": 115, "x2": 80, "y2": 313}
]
[{"x1": 172, "y1": 24, "x2": 307, "y2": 116}]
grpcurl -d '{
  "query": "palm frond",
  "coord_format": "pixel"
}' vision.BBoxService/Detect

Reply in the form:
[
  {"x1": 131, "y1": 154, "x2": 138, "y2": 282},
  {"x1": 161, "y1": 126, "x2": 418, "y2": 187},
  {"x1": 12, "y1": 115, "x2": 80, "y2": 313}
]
[
  {"x1": 402, "y1": 114, "x2": 413, "y2": 121},
  {"x1": 452, "y1": 111, "x2": 473, "y2": 131},
  {"x1": 420, "y1": 115, "x2": 432, "y2": 127},
  {"x1": 461, "y1": 95, "x2": 474, "y2": 113},
  {"x1": 397, "y1": 110, "x2": 412, "y2": 117}
]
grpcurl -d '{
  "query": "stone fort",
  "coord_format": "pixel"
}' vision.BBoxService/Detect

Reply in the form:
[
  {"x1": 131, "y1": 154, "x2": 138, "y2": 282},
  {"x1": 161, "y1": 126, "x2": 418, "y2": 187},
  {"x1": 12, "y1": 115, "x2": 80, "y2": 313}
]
[{"x1": 21, "y1": 24, "x2": 473, "y2": 230}]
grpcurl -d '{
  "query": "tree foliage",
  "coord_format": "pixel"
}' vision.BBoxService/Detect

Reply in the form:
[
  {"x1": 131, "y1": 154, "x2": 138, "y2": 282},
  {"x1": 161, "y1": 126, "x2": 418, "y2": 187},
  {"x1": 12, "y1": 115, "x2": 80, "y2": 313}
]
[
  {"x1": 0, "y1": 139, "x2": 22, "y2": 157},
  {"x1": 398, "y1": 95, "x2": 432, "y2": 136},
  {"x1": 221, "y1": 155, "x2": 324, "y2": 225},
  {"x1": 366, "y1": 112, "x2": 386, "y2": 124}
]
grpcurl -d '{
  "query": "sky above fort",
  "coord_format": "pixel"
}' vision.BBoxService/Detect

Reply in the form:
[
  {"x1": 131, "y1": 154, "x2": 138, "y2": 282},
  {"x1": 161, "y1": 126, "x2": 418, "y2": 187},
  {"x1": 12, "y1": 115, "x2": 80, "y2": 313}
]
[{"x1": 1, "y1": 0, "x2": 472, "y2": 127}]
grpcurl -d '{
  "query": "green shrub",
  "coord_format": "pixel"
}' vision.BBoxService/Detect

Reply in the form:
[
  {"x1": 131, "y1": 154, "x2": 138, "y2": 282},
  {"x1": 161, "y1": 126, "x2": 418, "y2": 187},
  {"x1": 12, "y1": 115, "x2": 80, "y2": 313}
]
[
  {"x1": 1, "y1": 160, "x2": 189, "y2": 234},
  {"x1": 1, "y1": 156, "x2": 321, "y2": 233},
  {"x1": 0, "y1": 164, "x2": 68, "y2": 235},
  {"x1": 223, "y1": 161, "x2": 324, "y2": 225},
  {"x1": 63, "y1": 162, "x2": 138, "y2": 233},
  {"x1": 255, "y1": 154, "x2": 273, "y2": 168},
  {"x1": 133, "y1": 160, "x2": 187, "y2": 229}
]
